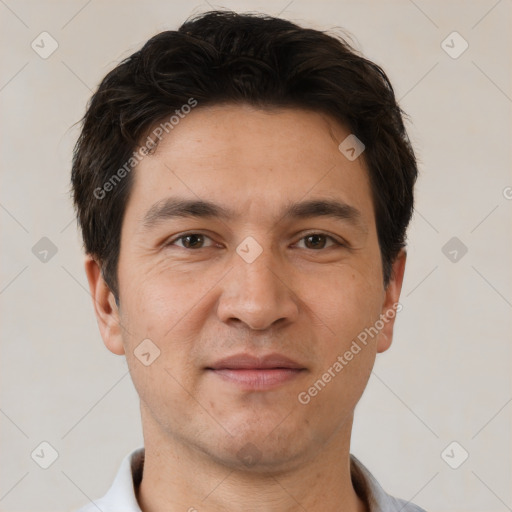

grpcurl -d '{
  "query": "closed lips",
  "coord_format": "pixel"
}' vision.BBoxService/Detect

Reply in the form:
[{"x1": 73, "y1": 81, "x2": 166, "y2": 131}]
[{"x1": 207, "y1": 353, "x2": 306, "y2": 370}]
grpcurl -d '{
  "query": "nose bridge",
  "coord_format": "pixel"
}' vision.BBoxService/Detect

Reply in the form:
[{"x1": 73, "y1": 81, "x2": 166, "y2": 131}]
[
  {"x1": 216, "y1": 237, "x2": 299, "y2": 330},
  {"x1": 237, "y1": 242, "x2": 280, "y2": 293}
]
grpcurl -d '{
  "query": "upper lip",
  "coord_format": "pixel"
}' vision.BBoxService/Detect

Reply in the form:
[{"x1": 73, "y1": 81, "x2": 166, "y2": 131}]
[{"x1": 207, "y1": 353, "x2": 305, "y2": 370}]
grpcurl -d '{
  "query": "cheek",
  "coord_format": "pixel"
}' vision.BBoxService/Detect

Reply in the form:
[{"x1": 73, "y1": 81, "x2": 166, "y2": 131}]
[
  {"x1": 120, "y1": 260, "x2": 204, "y2": 335},
  {"x1": 118, "y1": 263, "x2": 214, "y2": 388},
  {"x1": 302, "y1": 264, "x2": 383, "y2": 346},
  {"x1": 295, "y1": 334, "x2": 376, "y2": 444},
  {"x1": 128, "y1": 359, "x2": 201, "y2": 433},
  {"x1": 304, "y1": 263, "x2": 382, "y2": 412}
]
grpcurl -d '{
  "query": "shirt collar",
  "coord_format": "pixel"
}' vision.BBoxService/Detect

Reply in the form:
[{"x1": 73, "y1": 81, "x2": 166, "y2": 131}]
[{"x1": 87, "y1": 447, "x2": 425, "y2": 512}]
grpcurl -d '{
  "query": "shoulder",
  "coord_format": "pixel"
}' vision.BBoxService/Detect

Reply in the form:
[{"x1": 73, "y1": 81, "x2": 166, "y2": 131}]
[
  {"x1": 71, "y1": 494, "x2": 123, "y2": 512},
  {"x1": 382, "y1": 495, "x2": 428, "y2": 512},
  {"x1": 72, "y1": 498, "x2": 116, "y2": 512},
  {"x1": 71, "y1": 447, "x2": 145, "y2": 512},
  {"x1": 350, "y1": 454, "x2": 428, "y2": 512},
  {"x1": 73, "y1": 503, "x2": 105, "y2": 512}
]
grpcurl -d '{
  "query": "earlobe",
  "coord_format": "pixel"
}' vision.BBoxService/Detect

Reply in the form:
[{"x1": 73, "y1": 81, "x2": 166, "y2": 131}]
[
  {"x1": 376, "y1": 249, "x2": 407, "y2": 354},
  {"x1": 84, "y1": 255, "x2": 125, "y2": 356}
]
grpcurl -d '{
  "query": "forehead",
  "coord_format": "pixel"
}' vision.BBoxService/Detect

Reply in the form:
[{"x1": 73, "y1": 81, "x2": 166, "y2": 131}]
[{"x1": 124, "y1": 104, "x2": 375, "y2": 231}]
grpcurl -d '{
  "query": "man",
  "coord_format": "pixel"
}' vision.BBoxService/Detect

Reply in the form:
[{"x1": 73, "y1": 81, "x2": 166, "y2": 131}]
[{"x1": 71, "y1": 9, "x2": 425, "y2": 512}]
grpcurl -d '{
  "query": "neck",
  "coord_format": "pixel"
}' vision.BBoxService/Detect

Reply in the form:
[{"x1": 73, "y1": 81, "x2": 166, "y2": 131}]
[{"x1": 136, "y1": 404, "x2": 367, "y2": 512}]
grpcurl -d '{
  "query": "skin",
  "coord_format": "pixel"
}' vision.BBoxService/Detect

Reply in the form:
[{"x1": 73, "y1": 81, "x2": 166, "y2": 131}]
[{"x1": 85, "y1": 104, "x2": 406, "y2": 512}]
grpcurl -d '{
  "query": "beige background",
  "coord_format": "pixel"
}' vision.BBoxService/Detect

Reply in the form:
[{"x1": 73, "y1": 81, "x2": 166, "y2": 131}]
[{"x1": 1, "y1": 1, "x2": 511, "y2": 511}]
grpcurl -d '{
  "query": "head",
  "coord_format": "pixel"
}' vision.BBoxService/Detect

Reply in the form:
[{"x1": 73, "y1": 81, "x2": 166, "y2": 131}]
[{"x1": 72, "y1": 10, "x2": 417, "y2": 471}]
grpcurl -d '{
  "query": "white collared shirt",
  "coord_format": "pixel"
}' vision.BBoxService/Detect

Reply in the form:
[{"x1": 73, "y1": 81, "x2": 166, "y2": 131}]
[{"x1": 75, "y1": 447, "x2": 427, "y2": 512}]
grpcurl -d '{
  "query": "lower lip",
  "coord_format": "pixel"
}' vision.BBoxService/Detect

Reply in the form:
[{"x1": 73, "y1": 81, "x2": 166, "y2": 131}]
[{"x1": 208, "y1": 368, "x2": 304, "y2": 390}]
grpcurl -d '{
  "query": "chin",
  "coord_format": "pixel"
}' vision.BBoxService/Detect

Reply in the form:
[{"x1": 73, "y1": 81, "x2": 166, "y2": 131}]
[{"x1": 203, "y1": 426, "x2": 310, "y2": 473}]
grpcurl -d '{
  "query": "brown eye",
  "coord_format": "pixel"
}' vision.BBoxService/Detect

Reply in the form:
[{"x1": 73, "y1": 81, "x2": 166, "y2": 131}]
[
  {"x1": 182, "y1": 234, "x2": 204, "y2": 248},
  {"x1": 298, "y1": 233, "x2": 339, "y2": 250},
  {"x1": 306, "y1": 234, "x2": 326, "y2": 249},
  {"x1": 169, "y1": 233, "x2": 214, "y2": 249}
]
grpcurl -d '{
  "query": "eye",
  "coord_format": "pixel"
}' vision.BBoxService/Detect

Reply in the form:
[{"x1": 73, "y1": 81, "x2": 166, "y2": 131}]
[
  {"x1": 295, "y1": 233, "x2": 343, "y2": 250},
  {"x1": 165, "y1": 232, "x2": 345, "y2": 251},
  {"x1": 167, "y1": 233, "x2": 215, "y2": 249}
]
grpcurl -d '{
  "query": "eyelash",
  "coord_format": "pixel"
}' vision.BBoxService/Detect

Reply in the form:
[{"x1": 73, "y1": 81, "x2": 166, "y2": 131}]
[{"x1": 165, "y1": 232, "x2": 346, "y2": 250}]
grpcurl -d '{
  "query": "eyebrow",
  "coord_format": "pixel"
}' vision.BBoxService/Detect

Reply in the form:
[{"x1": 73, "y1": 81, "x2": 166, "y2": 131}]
[{"x1": 140, "y1": 196, "x2": 367, "y2": 233}]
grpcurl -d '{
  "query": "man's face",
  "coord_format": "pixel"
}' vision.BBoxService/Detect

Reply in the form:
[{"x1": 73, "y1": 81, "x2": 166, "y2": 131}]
[{"x1": 87, "y1": 104, "x2": 405, "y2": 471}]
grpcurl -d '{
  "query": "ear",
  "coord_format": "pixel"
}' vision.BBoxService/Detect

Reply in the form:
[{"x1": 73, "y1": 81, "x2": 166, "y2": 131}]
[
  {"x1": 84, "y1": 255, "x2": 125, "y2": 355},
  {"x1": 376, "y1": 249, "x2": 407, "y2": 354}
]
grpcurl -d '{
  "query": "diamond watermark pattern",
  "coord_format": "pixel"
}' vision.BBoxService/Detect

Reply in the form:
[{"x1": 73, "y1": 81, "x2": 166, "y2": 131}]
[
  {"x1": 31, "y1": 32, "x2": 59, "y2": 59},
  {"x1": 441, "y1": 441, "x2": 469, "y2": 469},
  {"x1": 442, "y1": 236, "x2": 468, "y2": 263},
  {"x1": 236, "y1": 236, "x2": 263, "y2": 263},
  {"x1": 31, "y1": 441, "x2": 59, "y2": 469},
  {"x1": 32, "y1": 236, "x2": 58, "y2": 263},
  {"x1": 134, "y1": 338, "x2": 161, "y2": 366},
  {"x1": 236, "y1": 442, "x2": 262, "y2": 467},
  {"x1": 441, "y1": 31, "x2": 468, "y2": 59},
  {"x1": 338, "y1": 134, "x2": 365, "y2": 161}
]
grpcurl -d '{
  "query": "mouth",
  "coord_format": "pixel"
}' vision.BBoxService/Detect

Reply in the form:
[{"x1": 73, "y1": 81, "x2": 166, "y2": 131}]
[{"x1": 206, "y1": 353, "x2": 307, "y2": 390}]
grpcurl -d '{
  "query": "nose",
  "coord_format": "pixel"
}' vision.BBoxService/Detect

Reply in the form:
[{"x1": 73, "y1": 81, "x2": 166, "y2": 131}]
[{"x1": 216, "y1": 246, "x2": 300, "y2": 331}]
